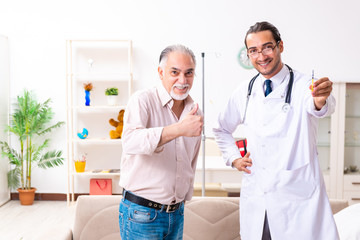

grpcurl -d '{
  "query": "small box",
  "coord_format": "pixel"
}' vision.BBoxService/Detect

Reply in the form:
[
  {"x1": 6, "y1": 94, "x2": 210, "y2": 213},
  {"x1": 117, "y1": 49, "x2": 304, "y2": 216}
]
[{"x1": 90, "y1": 179, "x2": 112, "y2": 195}]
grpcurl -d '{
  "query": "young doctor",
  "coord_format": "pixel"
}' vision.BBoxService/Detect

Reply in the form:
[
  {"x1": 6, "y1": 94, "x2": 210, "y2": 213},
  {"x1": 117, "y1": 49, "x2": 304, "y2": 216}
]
[{"x1": 213, "y1": 21, "x2": 339, "y2": 239}]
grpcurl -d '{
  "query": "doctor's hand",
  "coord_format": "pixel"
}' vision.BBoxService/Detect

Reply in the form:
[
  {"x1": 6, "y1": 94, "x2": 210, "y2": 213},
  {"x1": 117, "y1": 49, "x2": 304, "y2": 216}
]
[
  {"x1": 310, "y1": 77, "x2": 333, "y2": 110},
  {"x1": 232, "y1": 152, "x2": 252, "y2": 174}
]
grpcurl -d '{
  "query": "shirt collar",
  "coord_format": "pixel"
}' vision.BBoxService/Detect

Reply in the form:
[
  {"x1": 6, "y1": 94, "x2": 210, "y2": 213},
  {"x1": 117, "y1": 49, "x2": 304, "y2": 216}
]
[
  {"x1": 260, "y1": 64, "x2": 289, "y2": 89},
  {"x1": 158, "y1": 84, "x2": 172, "y2": 107}
]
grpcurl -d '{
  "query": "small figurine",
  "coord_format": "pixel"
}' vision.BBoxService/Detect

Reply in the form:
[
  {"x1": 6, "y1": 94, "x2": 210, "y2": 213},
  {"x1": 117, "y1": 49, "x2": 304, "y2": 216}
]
[{"x1": 77, "y1": 128, "x2": 89, "y2": 139}]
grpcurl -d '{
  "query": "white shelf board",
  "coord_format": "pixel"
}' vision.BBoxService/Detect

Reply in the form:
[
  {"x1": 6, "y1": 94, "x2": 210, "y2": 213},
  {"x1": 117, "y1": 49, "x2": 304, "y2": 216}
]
[
  {"x1": 344, "y1": 143, "x2": 360, "y2": 147},
  {"x1": 73, "y1": 138, "x2": 122, "y2": 144},
  {"x1": 196, "y1": 156, "x2": 234, "y2": 170},
  {"x1": 68, "y1": 73, "x2": 131, "y2": 82},
  {"x1": 317, "y1": 142, "x2": 331, "y2": 147},
  {"x1": 344, "y1": 172, "x2": 360, "y2": 176},
  {"x1": 71, "y1": 171, "x2": 120, "y2": 176},
  {"x1": 67, "y1": 39, "x2": 131, "y2": 42},
  {"x1": 73, "y1": 105, "x2": 126, "y2": 111}
]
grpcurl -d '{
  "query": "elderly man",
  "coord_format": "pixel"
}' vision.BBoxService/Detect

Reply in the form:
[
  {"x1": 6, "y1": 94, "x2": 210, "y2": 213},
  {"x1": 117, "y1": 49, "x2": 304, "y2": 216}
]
[{"x1": 119, "y1": 44, "x2": 203, "y2": 240}]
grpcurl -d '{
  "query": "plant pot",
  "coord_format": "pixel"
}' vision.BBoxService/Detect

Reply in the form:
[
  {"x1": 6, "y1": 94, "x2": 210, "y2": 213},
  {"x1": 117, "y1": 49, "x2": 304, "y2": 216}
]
[
  {"x1": 18, "y1": 188, "x2": 37, "y2": 205},
  {"x1": 107, "y1": 95, "x2": 118, "y2": 106},
  {"x1": 75, "y1": 161, "x2": 86, "y2": 172}
]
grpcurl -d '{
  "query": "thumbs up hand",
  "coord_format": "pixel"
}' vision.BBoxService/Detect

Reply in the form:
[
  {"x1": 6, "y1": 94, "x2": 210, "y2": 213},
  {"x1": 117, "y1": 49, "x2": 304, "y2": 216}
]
[
  {"x1": 179, "y1": 103, "x2": 203, "y2": 137},
  {"x1": 157, "y1": 104, "x2": 203, "y2": 147}
]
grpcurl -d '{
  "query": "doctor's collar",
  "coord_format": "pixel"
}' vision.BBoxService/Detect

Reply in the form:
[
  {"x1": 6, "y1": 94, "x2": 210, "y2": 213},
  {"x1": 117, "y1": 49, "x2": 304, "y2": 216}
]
[{"x1": 260, "y1": 64, "x2": 290, "y2": 89}]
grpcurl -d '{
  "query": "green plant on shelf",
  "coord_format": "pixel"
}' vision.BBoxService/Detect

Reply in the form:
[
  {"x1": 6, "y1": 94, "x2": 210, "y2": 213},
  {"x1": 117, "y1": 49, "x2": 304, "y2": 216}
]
[{"x1": 105, "y1": 87, "x2": 119, "y2": 96}]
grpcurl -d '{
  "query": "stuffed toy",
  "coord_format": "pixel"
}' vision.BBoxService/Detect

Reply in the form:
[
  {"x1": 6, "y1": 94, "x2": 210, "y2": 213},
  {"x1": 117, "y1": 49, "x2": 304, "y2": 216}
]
[
  {"x1": 109, "y1": 109, "x2": 125, "y2": 139},
  {"x1": 77, "y1": 128, "x2": 89, "y2": 139}
]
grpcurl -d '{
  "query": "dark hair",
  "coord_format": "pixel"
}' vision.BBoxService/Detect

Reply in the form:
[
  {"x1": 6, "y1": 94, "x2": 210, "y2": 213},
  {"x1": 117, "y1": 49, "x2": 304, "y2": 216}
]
[
  {"x1": 159, "y1": 44, "x2": 196, "y2": 67},
  {"x1": 244, "y1": 21, "x2": 282, "y2": 48}
]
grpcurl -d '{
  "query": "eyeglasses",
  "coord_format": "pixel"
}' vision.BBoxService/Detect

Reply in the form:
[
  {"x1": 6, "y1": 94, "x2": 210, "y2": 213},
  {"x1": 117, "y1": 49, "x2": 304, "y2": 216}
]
[{"x1": 247, "y1": 41, "x2": 279, "y2": 59}]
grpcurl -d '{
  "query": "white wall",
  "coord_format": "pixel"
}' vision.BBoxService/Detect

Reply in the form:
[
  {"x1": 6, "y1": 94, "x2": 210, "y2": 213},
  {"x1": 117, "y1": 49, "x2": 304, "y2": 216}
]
[
  {"x1": 0, "y1": 0, "x2": 359, "y2": 193},
  {"x1": 0, "y1": 35, "x2": 10, "y2": 204}
]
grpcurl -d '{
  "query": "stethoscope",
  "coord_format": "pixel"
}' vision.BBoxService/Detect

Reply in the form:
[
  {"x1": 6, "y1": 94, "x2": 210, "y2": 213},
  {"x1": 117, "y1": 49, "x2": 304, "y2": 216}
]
[{"x1": 240, "y1": 64, "x2": 294, "y2": 124}]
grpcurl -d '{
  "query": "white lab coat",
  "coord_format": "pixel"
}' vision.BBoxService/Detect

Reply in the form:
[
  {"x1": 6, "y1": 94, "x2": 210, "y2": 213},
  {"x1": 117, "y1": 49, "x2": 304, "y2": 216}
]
[{"x1": 213, "y1": 65, "x2": 339, "y2": 240}]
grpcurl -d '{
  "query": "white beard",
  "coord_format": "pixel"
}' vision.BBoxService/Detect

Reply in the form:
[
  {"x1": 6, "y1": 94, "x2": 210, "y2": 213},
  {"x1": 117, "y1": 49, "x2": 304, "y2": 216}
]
[{"x1": 170, "y1": 84, "x2": 189, "y2": 100}]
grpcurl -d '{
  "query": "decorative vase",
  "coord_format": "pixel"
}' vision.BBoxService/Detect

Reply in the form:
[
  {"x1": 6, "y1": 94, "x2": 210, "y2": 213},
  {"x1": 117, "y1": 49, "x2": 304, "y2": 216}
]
[
  {"x1": 85, "y1": 90, "x2": 91, "y2": 106},
  {"x1": 107, "y1": 95, "x2": 118, "y2": 106},
  {"x1": 18, "y1": 188, "x2": 37, "y2": 205},
  {"x1": 75, "y1": 161, "x2": 86, "y2": 172}
]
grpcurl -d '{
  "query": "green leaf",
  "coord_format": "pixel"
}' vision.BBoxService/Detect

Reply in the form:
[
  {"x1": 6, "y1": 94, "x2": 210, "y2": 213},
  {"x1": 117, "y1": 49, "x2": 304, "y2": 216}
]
[
  {"x1": 0, "y1": 141, "x2": 21, "y2": 166},
  {"x1": 105, "y1": 87, "x2": 119, "y2": 95},
  {"x1": 7, "y1": 168, "x2": 21, "y2": 190},
  {"x1": 37, "y1": 150, "x2": 64, "y2": 169}
]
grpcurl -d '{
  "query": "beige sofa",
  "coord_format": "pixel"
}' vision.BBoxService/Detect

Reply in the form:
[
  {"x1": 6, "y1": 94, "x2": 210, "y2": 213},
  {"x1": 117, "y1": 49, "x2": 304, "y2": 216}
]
[{"x1": 40, "y1": 195, "x2": 348, "y2": 240}]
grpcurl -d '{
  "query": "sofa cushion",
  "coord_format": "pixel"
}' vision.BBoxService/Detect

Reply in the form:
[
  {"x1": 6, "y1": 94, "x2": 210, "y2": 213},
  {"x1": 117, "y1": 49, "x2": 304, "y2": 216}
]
[
  {"x1": 184, "y1": 197, "x2": 240, "y2": 240},
  {"x1": 329, "y1": 199, "x2": 349, "y2": 215},
  {"x1": 334, "y1": 203, "x2": 360, "y2": 240},
  {"x1": 71, "y1": 196, "x2": 348, "y2": 240},
  {"x1": 73, "y1": 195, "x2": 122, "y2": 240}
]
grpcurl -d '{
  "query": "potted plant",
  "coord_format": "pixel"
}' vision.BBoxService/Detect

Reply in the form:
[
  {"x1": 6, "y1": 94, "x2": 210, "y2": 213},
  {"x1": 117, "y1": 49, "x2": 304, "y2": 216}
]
[
  {"x1": 0, "y1": 90, "x2": 65, "y2": 205},
  {"x1": 105, "y1": 87, "x2": 119, "y2": 106}
]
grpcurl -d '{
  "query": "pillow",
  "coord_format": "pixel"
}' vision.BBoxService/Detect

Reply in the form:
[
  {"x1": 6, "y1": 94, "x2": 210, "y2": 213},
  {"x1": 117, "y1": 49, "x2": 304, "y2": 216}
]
[{"x1": 334, "y1": 203, "x2": 360, "y2": 240}]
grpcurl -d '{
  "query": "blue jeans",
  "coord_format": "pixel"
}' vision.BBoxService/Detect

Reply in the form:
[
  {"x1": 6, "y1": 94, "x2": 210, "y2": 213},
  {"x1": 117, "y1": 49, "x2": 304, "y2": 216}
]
[{"x1": 119, "y1": 197, "x2": 184, "y2": 240}]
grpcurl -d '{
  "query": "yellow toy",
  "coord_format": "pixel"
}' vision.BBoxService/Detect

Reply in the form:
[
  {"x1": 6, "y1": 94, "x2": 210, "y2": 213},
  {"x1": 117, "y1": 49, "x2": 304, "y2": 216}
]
[{"x1": 109, "y1": 110, "x2": 125, "y2": 139}]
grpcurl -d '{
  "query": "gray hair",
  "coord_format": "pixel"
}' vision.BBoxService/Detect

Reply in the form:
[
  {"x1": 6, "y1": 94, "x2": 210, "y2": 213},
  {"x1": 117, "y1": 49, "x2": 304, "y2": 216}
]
[{"x1": 159, "y1": 44, "x2": 196, "y2": 68}]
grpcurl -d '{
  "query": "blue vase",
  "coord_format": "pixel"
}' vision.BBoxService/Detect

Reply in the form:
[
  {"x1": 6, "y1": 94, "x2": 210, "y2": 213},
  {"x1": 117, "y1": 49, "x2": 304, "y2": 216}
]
[{"x1": 85, "y1": 90, "x2": 90, "y2": 106}]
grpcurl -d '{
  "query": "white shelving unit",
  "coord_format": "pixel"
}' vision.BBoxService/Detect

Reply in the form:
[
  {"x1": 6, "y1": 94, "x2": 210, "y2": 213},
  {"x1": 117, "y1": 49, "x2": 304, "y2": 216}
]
[
  {"x1": 322, "y1": 82, "x2": 360, "y2": 204},
  {"x1": 66, "y1": 39, "x2": 132, "y2": 204},
  {"x1": 340, "y1": 83, "x2": 360, "y2": 204}
]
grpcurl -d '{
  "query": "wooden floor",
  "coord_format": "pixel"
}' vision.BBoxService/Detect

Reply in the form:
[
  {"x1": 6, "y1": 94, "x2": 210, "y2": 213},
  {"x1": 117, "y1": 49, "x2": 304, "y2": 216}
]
[{"x1": 0, "y1": 200, "x2": 75, "y2": 240}]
